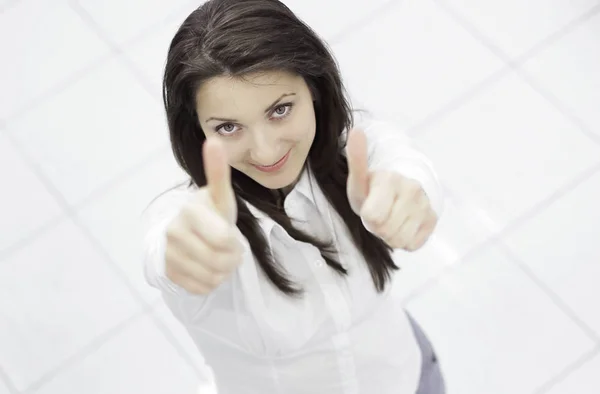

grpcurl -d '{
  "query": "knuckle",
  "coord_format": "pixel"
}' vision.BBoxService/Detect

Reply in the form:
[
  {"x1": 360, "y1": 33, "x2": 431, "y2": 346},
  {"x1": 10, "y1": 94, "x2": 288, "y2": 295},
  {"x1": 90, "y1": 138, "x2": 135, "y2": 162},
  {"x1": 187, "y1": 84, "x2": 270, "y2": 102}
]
[
  {"x1": 389, "y1": 238, "x2": 405, "y2": 249},
  {"x1": 407, "y1": 234, "x2": 425, "y2": 251},
  {"x1": 404, "y1": 179, "x2": 422, "y2": 195},
  {"x1": 180, "y1": 203, "x2": 198, "y2": 220},
  {"x1": 165, "y1": 265, "x2": 185, "y2": 286},
  {"x1": 165, "y1": 222, "x2": 183, "y2": 240},
  {"x1": 404, "y1": 244, "x2": 418, "y2": 252},
  {"x1": 191, "y1": 286, "x2": 211, "y2": 295},
  {"x1": 394, "y1": 236, "x2": 412, "y2": 250},
  {"x1": 213, "y1": 229, "x2": 231, "y2": 246},
  {"x1": 388, "y1": 233, "x2": 409, "y2": 250},
  {"x1": 177, "y1": 273, "x2": 213, "y2": 295},
  {"x1": 214, "y1": 253, "x2": 234, "y2": 272},
  {"x1": 201, "y1": 248, "x2": 218, "y2": 265},
  {"x1": 164, "y1": 248, "x2": 181, "y2": 269},
  {"x1": 379, "y1": 226, "x2": 394, "y2": 240},
  {"x1": 186, "y1": 281, "x2": 211, "y2": 295},
  {"x1": 383, "y1": 171, "x2": 397, "y2": 183},
  {"x1": 206, "y1": 273, "x2": 224, "y2": 288},
  {"x1": 415, "y1": 237, "x2": 428, "y2": 249}
]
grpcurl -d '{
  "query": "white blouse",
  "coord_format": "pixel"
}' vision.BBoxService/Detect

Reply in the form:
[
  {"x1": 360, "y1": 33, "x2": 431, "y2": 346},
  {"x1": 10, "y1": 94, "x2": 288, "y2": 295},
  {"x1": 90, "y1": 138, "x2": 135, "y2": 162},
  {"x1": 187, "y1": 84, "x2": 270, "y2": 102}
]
[{"x1": 142, "y1": 116, "x2": 444, "y2": 394}]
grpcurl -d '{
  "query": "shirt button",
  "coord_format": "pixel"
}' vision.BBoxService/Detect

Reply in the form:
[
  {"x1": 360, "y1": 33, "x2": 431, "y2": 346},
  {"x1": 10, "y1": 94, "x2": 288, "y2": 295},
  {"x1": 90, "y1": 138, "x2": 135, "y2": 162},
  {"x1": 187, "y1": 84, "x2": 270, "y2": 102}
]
[{"x1": 315, "y1": 260, "x2": 324, "y2": 267}]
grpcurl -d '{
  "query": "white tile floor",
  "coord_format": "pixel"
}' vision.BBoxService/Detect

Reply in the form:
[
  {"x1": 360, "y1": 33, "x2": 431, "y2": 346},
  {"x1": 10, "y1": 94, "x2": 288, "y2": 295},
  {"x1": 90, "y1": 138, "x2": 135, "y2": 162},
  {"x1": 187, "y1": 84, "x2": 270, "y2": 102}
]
[{"x1": 1, "y1": 0, "x2": 599, "y2": 393}]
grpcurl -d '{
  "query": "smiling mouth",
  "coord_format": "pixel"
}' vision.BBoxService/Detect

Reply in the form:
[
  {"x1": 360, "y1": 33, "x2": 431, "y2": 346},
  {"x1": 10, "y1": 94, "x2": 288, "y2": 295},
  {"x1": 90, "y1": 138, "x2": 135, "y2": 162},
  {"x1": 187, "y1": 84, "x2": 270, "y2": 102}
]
[
  {"x1": 258, "y1": 155, "x2": 285, "y2": 167},
  {"x1": 252, "y1": 149, "x2": 291, "y2": 172}
]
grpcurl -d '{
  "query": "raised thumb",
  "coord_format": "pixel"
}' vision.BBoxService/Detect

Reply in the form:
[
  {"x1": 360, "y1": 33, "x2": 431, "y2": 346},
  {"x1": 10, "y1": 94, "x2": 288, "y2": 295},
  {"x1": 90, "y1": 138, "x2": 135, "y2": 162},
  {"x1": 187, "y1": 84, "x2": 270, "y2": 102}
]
[
  {"x1": 203, "y1": 138, "x2": 237, "y2": 224},
  {"x1": 345, "y1": 128, "x2": 370, "y2": 214}
]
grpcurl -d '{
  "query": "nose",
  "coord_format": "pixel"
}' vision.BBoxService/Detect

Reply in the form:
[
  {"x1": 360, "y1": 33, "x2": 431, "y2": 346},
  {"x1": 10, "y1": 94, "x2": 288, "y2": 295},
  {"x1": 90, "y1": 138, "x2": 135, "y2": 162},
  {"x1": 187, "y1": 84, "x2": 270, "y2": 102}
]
[{"x1": 249, "y1": 128, "x2": 284, "y2": 166}]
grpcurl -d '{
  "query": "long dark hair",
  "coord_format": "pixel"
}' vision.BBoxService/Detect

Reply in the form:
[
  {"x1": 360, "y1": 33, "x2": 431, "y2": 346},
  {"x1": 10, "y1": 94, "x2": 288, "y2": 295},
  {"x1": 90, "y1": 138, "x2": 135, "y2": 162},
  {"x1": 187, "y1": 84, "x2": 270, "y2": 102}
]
[{"x1": 163, "y1": 0, "x2": 398, "y2": 296}]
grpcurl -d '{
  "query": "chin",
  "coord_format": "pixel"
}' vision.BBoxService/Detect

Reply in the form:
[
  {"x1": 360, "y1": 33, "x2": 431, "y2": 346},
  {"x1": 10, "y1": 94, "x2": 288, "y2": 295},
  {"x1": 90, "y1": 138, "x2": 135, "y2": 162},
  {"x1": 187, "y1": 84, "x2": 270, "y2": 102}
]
[
  {"x1": 253, "y1": 172, "x2": 296, "y2": 190},
  {"x1": 248, "y1": 161, "x2": 304, "y2": 190}
]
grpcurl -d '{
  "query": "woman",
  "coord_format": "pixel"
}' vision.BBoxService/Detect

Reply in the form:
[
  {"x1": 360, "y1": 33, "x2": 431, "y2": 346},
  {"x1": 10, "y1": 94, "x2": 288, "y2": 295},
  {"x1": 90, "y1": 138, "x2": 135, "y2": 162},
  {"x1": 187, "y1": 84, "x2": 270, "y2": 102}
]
[{"x1": 143, "y1": 0, "x2": 446, "y2": 393}]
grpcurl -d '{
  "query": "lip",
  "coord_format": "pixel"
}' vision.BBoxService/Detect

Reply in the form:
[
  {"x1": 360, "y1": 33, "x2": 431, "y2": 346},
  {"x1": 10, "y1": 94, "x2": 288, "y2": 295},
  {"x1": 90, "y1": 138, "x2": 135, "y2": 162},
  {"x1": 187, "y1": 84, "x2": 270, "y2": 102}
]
[{"x1": 252, "y1": 150, "x2": 291, "y2": 173}]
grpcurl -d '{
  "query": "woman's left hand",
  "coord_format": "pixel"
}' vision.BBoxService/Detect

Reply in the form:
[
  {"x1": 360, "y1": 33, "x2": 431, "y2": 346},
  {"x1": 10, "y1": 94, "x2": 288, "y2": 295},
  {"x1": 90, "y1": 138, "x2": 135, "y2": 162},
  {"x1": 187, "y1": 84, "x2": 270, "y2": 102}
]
[{"x1": 346, "y1": 129, "x2": 438, "y2": 251}]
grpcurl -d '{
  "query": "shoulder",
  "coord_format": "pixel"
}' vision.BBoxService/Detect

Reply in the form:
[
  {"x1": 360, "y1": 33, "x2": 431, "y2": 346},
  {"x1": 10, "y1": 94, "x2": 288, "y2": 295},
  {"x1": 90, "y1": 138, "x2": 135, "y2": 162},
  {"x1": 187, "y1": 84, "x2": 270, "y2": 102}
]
[
  {"x1": 342, "y1": 110, "x2": 404, "y2": 140},
  {"x1": 339, "y1": 110, "x2": 410, "y2": 154},
  {"x1": 352, "y1": 109, "x2": 378, "y2": 130}
]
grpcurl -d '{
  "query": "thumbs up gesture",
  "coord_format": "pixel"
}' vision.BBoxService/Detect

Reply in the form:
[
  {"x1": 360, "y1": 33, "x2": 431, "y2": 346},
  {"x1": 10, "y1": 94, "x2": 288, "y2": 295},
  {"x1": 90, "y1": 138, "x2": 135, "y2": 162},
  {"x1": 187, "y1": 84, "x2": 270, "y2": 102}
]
[
  {"x1": 346, "y1": 129, "x2": 438, "y2": 251},
  {"x1": 164, "y1": 138, "x2": 244, "y2": 295}
]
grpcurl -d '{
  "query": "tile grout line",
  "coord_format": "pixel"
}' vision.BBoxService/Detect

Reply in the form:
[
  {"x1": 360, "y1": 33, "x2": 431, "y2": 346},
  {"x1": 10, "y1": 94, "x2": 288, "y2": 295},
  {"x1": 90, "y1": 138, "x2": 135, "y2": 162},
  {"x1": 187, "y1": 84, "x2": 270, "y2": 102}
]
[
  {"x1": 402, "y1": 160, "x2": 600, "y2": 305},
  {"x1": 3, "y1": 0, "x2": 185, "y2": 126},
  {"x1": 1, "y1": 0, "x2": 121, "y2": 126},
  {"x1": 371, "y1": 0, "x2": 600, "y2": 139},
  {"x1": 0, "y1": 142, "x2": 172, "y2": 262},
  {"x1": 534, "y1": 344, "x2": 600, "y2": 394},
  {"x1": 514, "y1": 69, "x2": 600, "y2": 147},
  {"x1": 68, "y1": 0, "x2": 196, "y2": 53},
  {"x1": 499, "y1": 243, "x2": 600, "y2": 343},
  {"x1": 406, "y1": 65, "x2": 511, "y2": 137},
  {"x1": 4, "y1": 0, "x2": 596, "y2": 388},
  {"x1": 57, "y1": 204, "x2": 207, "y2": 379},
  {"x1": 70, "y1": 144, "x2": 172, "y2": 210},
  {"x1": 68, "y1": 0, "x2": 168, "y2": 104},
  {"x1": 327, "y1": 0, "x2": 407, "y2": 45},
  {"x1": 21, "y1": 309, "x2": 147, "y2": 393},
  {"x1": 66, "y1": 0, "x2": 206, "y2": 378},
  {"x1": 0, "y1": 365, "x2": 18, "y2": 394},
  {"x1": 0, "y1": 216, "x2": 66, "y2": 263},
  {"x1": 328, "y1": 0, "x2": 515, "y2": 138},
  {"x1": 146, "y1": 307, "x2": 205, "y2": 374},
  {"x1": 511, "y1": 3, "x2": 600, "y2": 67},
  {"x1": 431, "y1": 0, "x2": 600, "y2": 146},
  {"x1": 2, "y1": 3, "x2": 198, "y2": 382},
  {"x1": 0, "y1": 141, "x2": 172, "y2": 263},
  {"x1": 423, "y1": 0, "x2": 600, "y2": 347},
  {"x1": 433, "y1": 0, "x2": 600, "y2": 68},
  {"x1": 2, "y1": 50, "x2": 116, "y2": 125},
  {"x1": 2, "y1": 132, "x2": 201, "y2": 386}
]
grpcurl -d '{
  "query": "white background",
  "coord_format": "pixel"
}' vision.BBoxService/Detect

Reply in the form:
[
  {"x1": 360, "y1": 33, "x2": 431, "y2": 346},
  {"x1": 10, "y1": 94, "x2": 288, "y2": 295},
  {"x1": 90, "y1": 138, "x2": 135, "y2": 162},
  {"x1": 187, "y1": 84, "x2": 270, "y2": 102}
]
[{"x1": 1, "y1": 0, "x2": 599, "y2": 393}]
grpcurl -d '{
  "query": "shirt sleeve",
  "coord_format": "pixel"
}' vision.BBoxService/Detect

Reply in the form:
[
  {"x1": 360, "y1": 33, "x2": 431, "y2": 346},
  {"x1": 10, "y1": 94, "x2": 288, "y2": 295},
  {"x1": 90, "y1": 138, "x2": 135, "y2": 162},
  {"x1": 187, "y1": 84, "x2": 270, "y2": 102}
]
[
  {"x1": 142, "y1": 185, "x2": 221, "y2": 392},
  {"x1": 348, "y1": 114, "x2": 445, "y2": 218}
]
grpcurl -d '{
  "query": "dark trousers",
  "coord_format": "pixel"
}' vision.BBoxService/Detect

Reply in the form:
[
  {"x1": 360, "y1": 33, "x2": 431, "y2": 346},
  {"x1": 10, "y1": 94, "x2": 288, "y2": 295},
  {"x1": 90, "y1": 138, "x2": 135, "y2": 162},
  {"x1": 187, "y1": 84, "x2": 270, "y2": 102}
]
[{"x1": 407, "y1": 315, "x2": 446, "y2": 394}]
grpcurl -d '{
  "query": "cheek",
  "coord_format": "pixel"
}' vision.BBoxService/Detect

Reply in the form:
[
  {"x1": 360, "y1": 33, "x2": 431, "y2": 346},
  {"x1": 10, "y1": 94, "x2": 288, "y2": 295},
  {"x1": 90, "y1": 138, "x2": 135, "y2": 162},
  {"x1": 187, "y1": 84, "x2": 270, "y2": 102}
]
[
  {"x1": 302, "y1": 122, "x2": 316, "y2": 150},
  {"x1": 219, "y1": 141, "x2": 246, "y2": 169},
  {"x1": 289, "y1": 116, "x2": 316, "y2": 143}
]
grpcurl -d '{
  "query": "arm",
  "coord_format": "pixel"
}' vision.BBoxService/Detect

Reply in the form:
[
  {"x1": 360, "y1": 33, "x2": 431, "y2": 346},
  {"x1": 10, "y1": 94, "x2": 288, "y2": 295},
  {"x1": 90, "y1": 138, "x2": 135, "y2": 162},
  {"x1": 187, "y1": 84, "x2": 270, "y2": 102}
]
[
  {"x1": 142, "y1": 185, "x2": 220, "y2": 393},
  {"x1": 343, "y1": 113, "x2": 445, "y2": 250}
]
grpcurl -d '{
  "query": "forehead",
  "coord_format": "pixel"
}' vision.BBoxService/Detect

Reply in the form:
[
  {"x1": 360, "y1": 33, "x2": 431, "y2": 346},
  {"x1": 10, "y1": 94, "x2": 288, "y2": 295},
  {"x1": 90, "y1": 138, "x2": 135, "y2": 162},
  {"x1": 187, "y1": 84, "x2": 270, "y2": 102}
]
[{"x1": 195, "y1": 71, "x2": 306, "y2": 116}]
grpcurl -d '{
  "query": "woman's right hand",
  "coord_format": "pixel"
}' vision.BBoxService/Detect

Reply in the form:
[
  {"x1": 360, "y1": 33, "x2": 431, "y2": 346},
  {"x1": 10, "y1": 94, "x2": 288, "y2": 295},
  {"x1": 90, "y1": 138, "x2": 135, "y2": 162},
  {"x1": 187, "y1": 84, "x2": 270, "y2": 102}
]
[{"x1": 164, "y1": 138, "x2": 244, "y2": 295}]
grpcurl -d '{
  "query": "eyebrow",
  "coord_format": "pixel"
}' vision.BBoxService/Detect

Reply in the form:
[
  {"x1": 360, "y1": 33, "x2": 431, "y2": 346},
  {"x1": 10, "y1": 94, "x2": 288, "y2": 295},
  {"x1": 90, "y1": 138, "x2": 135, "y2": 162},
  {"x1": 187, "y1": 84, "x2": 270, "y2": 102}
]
[{"x1": 205, "y1": 93, "x2": 296, "y2": 123}]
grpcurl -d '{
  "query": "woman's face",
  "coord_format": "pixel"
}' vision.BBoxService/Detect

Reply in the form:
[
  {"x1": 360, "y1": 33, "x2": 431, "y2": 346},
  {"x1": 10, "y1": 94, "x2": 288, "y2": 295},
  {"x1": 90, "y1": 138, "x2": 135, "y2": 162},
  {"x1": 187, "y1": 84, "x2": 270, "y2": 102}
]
[{"x1": 195, "y1": 70, "x2": 316, "y2": 191}]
